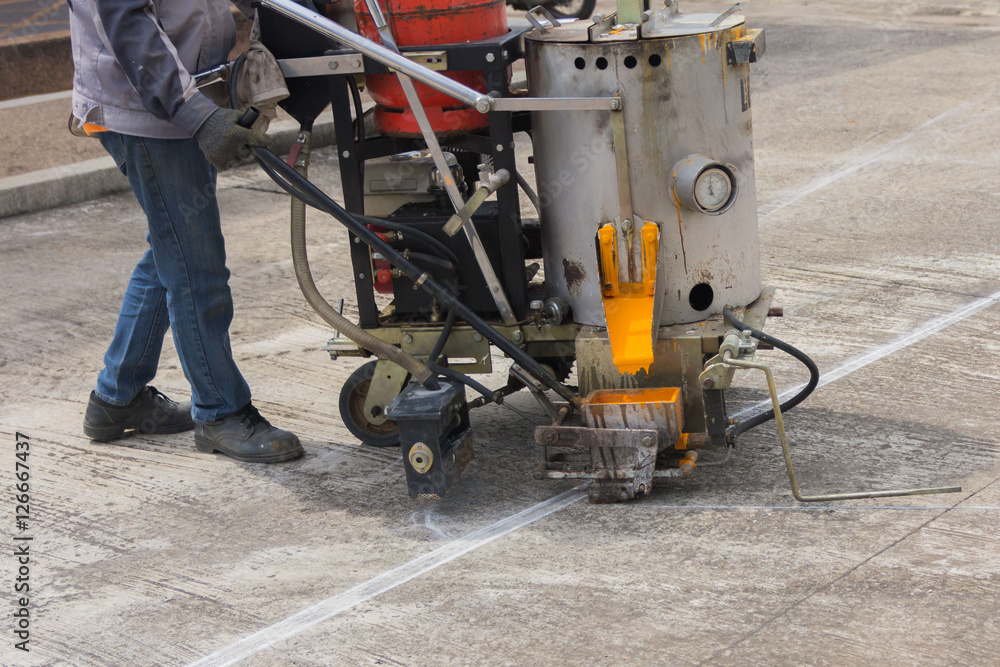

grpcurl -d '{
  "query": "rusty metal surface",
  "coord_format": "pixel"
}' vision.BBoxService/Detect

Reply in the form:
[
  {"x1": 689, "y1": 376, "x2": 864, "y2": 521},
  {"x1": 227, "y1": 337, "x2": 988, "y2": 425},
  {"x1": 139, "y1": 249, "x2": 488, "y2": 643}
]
[
  {"x1": 580, "y1": 387, "x2": 682, "y2": 445},
  {"x1": 527, "y1": 19, "x2": 763, "y2": 327},
  {"x1": 575, "y1": 286, "x2": 776, "y2": 431},
  {"x1": 535, "y1": 423, "x2": 659, "y2": 501}
]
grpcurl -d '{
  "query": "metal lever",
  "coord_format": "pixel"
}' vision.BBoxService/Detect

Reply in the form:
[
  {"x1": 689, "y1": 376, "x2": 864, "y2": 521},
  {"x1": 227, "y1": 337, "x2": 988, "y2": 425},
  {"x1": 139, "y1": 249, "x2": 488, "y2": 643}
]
[
  {"x1": 443, "y1": 169, "x2": 510, "y2": 236},
  {"x1": 709, "y1": 2, "x2": 743, "y2": 27},
  {"x1": 719, "y1": 352, "x2": 962, "y2": 502}
]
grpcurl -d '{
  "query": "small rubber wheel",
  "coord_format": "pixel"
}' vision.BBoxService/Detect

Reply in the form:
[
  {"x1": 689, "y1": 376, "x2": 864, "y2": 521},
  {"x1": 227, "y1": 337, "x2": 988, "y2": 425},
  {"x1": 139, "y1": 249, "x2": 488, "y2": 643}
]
[{"x1": 339, "y1": 361, "x2": 402, "y2": 448}]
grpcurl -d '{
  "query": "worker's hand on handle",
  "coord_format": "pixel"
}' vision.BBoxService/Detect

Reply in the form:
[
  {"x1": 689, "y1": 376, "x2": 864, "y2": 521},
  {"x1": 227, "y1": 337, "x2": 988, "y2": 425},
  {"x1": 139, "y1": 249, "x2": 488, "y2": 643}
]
[{"x1": 194, "y1": 108, "x2": 272, "y2": 171}]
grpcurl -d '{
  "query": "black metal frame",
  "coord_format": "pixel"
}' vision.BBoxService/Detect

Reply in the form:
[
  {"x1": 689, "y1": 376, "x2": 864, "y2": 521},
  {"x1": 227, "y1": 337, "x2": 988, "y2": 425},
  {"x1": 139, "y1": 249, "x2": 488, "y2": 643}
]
[{"x1": 322, "y1": 27, "x2": 535, "y2": 327}]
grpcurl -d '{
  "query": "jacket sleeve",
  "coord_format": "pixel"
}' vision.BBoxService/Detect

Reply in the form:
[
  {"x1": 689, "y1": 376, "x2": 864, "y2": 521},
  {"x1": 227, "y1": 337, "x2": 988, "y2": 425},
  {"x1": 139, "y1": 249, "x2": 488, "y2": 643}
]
[{"x1": 86, "y1": 0, "x2": 218, "y2": 136}]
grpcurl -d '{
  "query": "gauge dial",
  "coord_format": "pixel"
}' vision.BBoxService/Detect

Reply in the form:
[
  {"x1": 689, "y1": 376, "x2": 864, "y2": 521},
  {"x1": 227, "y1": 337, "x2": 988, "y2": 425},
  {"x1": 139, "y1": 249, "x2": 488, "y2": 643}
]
[{"x1": 694, "y1": 168, "x2": 733, "y2": 212}]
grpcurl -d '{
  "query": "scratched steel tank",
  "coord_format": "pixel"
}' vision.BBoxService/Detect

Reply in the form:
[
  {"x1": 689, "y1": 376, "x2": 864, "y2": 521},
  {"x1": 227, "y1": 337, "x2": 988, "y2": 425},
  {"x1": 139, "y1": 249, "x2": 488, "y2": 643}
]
[{"x1": 525, "y1": 4, "x2": 764, "y2": 326}]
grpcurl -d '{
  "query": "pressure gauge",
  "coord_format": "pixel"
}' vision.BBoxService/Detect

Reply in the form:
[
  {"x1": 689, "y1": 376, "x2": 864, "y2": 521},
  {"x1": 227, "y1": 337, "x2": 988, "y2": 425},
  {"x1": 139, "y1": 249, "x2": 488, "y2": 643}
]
[
  {"x1": 695, "y1": 168, "x2": 732, "y2": 212},
  {"x1": 670, "y1": 154, "x2": 738, "y2": 215}
]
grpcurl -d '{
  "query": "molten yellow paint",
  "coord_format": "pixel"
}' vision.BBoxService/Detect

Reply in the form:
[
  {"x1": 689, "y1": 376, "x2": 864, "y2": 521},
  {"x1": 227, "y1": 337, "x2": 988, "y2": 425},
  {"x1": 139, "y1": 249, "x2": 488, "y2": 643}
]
[{"x1": 599, "y1": 223, "x2": 660, "y2": 374}]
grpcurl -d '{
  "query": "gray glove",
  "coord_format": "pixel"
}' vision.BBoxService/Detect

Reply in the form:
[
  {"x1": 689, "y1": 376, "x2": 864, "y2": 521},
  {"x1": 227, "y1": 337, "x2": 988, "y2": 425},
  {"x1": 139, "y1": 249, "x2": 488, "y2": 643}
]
[{"x1": 194, "y1": 108, "x2": 272, "y2": 171}]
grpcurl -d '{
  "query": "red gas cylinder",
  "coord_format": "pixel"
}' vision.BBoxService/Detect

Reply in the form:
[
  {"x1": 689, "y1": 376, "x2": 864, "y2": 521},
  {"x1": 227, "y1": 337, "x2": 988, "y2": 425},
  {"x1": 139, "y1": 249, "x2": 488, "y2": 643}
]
[{"x1": 354, "y1": 0, "x2": 507, "y2": 137}]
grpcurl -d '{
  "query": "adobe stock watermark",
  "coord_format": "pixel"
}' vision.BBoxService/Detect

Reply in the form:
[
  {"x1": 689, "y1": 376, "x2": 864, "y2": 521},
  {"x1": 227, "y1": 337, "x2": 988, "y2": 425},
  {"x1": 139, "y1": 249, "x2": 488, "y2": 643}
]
[{"x1": 11, "y1": 432, "x2": 32, "y2": 653}]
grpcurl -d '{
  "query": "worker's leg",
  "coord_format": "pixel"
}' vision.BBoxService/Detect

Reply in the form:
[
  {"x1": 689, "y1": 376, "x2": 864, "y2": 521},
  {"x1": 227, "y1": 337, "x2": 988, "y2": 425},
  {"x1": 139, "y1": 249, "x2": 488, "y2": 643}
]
[
  {"x1": 94, "y1": 243, "x2": 171, "y2": 405},
  {"x1": 95, "y1": 131, "x2": 251, "y2": 423}
]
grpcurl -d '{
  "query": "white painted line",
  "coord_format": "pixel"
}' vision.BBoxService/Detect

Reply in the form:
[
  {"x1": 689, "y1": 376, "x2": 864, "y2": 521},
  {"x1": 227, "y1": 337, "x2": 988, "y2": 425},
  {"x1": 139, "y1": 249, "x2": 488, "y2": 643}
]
[
  {"x1": 733, "y1": 287, "x2": 1000, "y2": 419},
  {"x1": 186, "y1": 486, "x2": 586, "y2": 667},
  {"x1": 0, "y1": 89, "x2": 72, "y2": 110},
  {"x1": 761, "y1": 103, "x2": 969, "y2": 219},
  {"x1": 640, "y1": 505, "x2": 1000, "y2": 511},
  {"x1": 185, "y1": 288, "x2": 1000, "y2": 666}
]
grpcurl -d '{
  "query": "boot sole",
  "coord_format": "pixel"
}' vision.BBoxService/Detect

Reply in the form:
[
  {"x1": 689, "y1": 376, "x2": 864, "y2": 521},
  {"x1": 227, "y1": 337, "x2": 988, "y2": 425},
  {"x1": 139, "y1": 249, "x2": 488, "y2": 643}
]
[
  {"x1": 84, "y1": 420, "x2": 194, "y2": 442},
  {"x1": 194, "y1": 434, "x2": 305, "y2": 463}
]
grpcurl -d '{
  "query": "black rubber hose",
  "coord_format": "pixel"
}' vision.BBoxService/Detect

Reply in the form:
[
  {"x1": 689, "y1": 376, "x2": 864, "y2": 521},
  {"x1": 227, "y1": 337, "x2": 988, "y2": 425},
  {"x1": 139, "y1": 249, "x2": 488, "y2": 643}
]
[
  {"x1": 256, "y1": 158, "x2": 460, "y2": 270},
  {"x1": 229, "y1": 53, "x2": 244, "y2": 110},
  {"x1": 722, "y1": 306, "x2": 819, "y2": 437},
  {"x1": 356, "y1": 214, "x2": 460, "y2": 267},
  {"x1": 430, "y1": 362, "x2": 495, "y2": 404},
  {"x1": 427, "y1": 309, "x2": 457, "y2": 368},
  {"x1": 249, "y1": 145, "x2": 579, "y2": 406},
  {"x1": 406, "y1": 251, "x2": 454, "y2": 271}
]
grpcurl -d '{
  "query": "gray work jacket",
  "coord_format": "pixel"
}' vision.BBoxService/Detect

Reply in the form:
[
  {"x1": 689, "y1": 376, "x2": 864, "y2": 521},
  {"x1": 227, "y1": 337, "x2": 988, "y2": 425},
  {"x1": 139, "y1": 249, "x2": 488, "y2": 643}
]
[{"x1": 70, "y1": 0, "x2": 249, "y2": 139}]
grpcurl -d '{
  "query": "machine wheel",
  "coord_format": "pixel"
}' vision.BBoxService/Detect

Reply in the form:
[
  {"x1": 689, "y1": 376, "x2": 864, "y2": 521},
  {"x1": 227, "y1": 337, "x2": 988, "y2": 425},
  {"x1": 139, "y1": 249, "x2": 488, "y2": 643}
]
[
  {"x1": 339, "y1": 361, "x2": 402, "y2": 448},
  {"x1": 534, "y1": 356, "x2": 574, "y2": 383},
  {"x1": 546, "y1": 0, "x2": 596, "y2": 20}
]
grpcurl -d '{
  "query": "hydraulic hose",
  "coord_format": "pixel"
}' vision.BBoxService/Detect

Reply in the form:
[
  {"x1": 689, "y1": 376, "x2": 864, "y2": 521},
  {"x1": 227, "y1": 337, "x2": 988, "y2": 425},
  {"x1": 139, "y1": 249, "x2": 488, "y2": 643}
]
[
  {"x1": 514, "y1": 169, "x2": 540, "y2": 213},
  {"x1": 248, "y1": 141, "x2": 580, "y2": 406},
  {"x1": 427, "y1": 309, "x2": 456, "y2": 368},
  {"x1": 406, "y1": 251, "x2": 454, "y2": 271},
  {"x1": 722, "y1": 306, "x2": 819, "y2": 437},
  {"x1": 429, "y1": 362, "x2": 496, "y2": 404},
  {"x1": 287, "y1": 130, "x2": 437, "y2": 386},
  {"x1": 356, "y1": 214, "x2": 459, "y2": 267}
]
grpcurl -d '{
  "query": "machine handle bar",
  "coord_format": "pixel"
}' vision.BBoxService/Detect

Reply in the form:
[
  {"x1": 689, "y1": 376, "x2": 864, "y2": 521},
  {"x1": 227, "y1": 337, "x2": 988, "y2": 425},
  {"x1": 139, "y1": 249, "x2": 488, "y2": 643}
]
[{"x1": 254, "y1": 0, "x2": 493, "y2": 112}]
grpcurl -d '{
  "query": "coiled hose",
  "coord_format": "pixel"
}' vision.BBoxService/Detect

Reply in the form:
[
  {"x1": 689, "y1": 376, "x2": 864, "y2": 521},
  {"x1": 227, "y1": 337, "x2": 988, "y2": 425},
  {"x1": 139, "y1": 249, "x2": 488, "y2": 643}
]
[{"x1": 722, "y1": 306, "x2": 819, "y2": 437}]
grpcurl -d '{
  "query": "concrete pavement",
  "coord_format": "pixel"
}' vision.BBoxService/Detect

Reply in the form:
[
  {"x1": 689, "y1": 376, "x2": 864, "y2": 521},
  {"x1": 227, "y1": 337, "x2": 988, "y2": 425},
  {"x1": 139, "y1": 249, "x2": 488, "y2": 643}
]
[{"x1": 2, "y1": 1, "x2": 1000, "y2": 665}]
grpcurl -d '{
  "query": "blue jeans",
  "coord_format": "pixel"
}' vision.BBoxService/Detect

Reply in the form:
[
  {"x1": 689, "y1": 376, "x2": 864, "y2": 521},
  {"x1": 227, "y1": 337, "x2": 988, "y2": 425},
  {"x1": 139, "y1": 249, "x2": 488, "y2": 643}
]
[{"x1": 95, "y1": 132, "x2": 251, "y2": 423}]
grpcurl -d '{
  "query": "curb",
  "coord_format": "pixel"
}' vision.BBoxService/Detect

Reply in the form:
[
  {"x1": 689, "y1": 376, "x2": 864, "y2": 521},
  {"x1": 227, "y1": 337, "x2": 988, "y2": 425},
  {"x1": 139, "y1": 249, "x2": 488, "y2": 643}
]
[
  {"x1": 0, "y1": 113, "x2": 336, "y2": 220},
  {"x1": 0, "y1": 32, "x2": 73, "y2": 101}
]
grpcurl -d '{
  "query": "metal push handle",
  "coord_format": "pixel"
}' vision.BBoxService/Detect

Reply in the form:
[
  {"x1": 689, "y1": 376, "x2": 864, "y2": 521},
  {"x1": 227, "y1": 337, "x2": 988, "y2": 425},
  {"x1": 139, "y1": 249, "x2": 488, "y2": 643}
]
[
  {"x1": 719, "y1": 352, "x2": 962, "y2": 502},
  {"x1": 255, "y1": 0, "x2": 493, "y2": 112}
]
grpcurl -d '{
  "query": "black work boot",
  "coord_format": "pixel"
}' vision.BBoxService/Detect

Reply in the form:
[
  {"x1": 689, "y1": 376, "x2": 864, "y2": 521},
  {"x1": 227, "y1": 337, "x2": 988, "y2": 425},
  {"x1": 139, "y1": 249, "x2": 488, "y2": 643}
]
[
  {"x1": 84, "y1": 386, "x2": 194, "y2": 442},
  {"x1": 194, "y1": 403, "x2": 304, "y2": 463}
]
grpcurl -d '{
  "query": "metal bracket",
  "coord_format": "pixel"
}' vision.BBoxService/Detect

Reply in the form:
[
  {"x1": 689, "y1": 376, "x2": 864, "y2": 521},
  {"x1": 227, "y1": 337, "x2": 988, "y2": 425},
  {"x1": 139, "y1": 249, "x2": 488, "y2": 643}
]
[
  {"x1": 277, "y1": 54, "x2": 365, "y2": 78},
  {"x1": 397, "y1": 50, "x2": 448, "y2": 72},
  {"x1": 609, "y1": 95, "x2": 633, "y2": 228},
  {"x1": 726, "y1": 28, "x2": 766, "y2": 66},
  {"x1": 364, "y1": 359, "x2": 410, "y2": 425},
  {"x1": 488, "y1": 96, "x2": 620, "y2": 112},
  {"x1": 510, "y1": 363, "x2": 560, "y2": 421}
]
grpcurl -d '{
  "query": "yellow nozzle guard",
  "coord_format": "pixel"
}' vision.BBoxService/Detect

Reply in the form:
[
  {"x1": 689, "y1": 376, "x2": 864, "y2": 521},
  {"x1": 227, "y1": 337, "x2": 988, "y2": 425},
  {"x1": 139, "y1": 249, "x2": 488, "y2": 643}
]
[{"x1": 598, "y1": 222, "x2": 659, "y2": 374}]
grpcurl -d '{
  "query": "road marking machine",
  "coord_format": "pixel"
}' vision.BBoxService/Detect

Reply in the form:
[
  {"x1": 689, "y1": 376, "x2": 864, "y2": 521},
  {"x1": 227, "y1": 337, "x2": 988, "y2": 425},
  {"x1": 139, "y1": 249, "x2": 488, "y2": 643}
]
[{"x1": 219, "y1": 0, "x2": 961, "y2": 502}]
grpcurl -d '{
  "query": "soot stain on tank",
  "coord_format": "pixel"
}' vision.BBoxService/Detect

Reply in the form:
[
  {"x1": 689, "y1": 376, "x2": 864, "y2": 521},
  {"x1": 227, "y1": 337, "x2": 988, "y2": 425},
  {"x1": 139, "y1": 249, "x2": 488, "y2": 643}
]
[{"x1": 562, "y1": 258, "x2": 586, "y2": 296}]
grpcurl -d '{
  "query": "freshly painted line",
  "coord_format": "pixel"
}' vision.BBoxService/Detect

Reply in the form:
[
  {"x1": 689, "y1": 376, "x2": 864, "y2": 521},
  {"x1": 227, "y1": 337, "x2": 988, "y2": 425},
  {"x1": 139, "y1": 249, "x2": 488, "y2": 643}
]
[
  {"x1": 733, "y1": 287, "x2": 1000, "y2": 419},
  {"x1": 761, "y1": 103, "x2": 969, "y2": 219},
  {"x1": 185, "y1": 289, "x2": 1000, "y2": 665},
  {"x1": 640, "y1": 505, "x2": 1000, "y2": 511},
  {"x1": 186, "y1": 486, "x2": 586, "y2": 667},
  {"x1": 0, "y1": 89, "x2": 72, "y2": 110}
]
